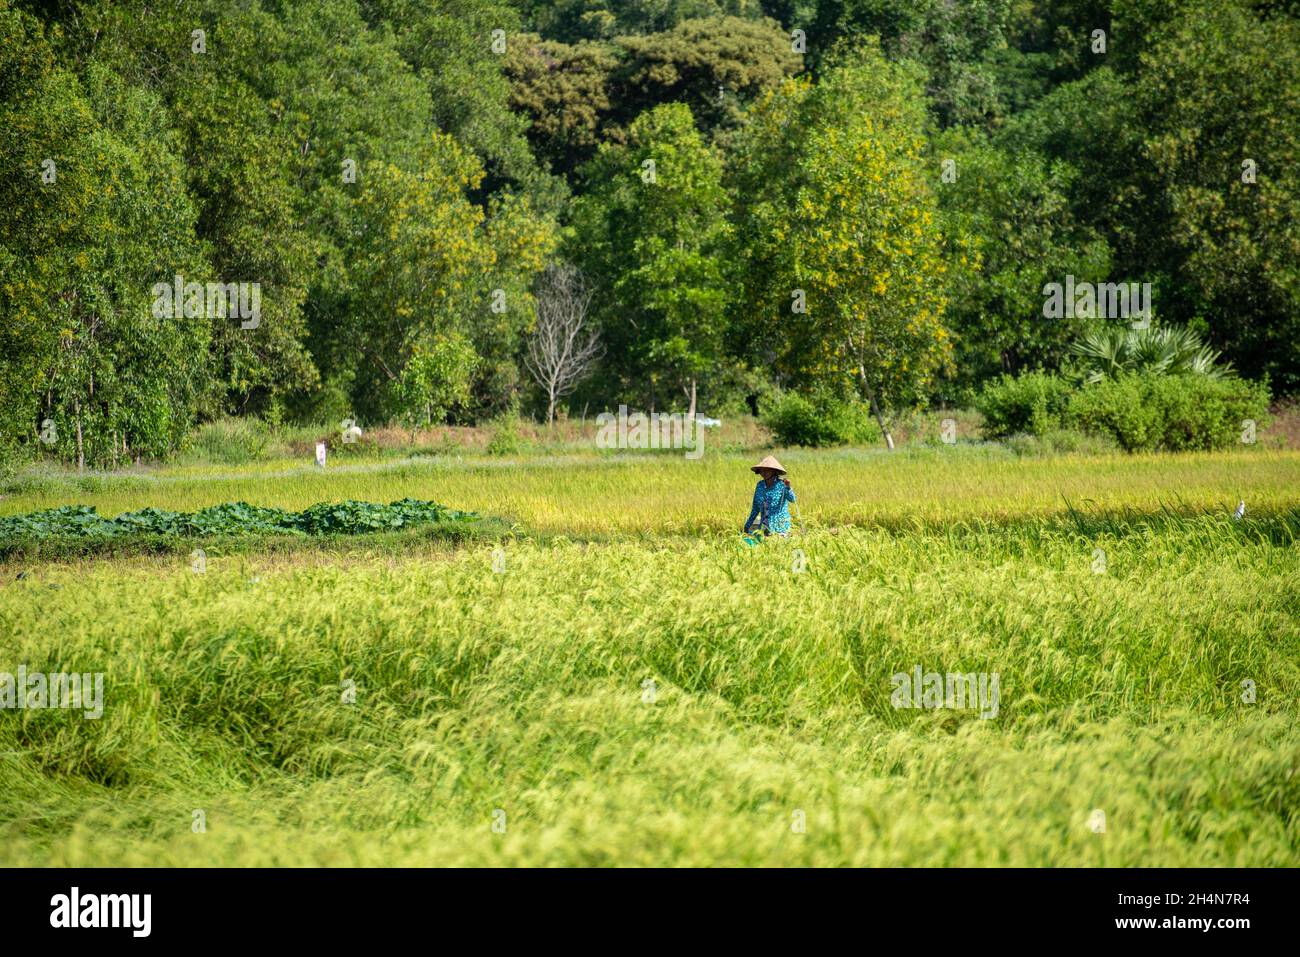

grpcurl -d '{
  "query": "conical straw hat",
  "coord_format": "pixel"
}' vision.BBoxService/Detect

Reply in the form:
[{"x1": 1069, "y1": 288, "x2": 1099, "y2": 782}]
[{"x1": 750, "y1": 455, "x2": 786, "y2": 475}]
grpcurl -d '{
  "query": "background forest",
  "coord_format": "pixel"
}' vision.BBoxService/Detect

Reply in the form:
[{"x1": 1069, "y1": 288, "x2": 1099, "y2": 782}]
[{"x1": 2, "y1": 0, "x2": 1298, "y2": 468}]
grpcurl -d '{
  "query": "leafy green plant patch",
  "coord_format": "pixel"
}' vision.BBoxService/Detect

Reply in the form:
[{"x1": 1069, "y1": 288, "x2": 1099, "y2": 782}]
[{"x1": 0, "y1": 498, "x2": 475, "y2": 542}]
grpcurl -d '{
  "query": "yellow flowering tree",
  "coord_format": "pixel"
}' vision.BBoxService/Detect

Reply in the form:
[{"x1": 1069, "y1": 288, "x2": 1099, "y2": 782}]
[
  {"x1": 346, "y1": 132, "x2": 554, "y2": 421},
  {"x1": 731, "y1": 43, "x2": 952, "y2": 448}
]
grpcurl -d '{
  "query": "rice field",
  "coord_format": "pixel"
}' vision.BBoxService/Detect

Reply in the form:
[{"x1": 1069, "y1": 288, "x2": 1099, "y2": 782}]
[
  {"x1": 2, "y1": 446, "x2": 1298, "y2": 866},
  {"x1": 4, "y1": 444, "x2": 1297, "y2": 533}
]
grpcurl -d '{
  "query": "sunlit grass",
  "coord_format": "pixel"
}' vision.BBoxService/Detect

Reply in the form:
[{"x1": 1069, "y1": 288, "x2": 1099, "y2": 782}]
[
  {"x1": 3, "y1": 445, "x2": 1297, "y2": 535},
  {"x1": 1, "y1": 446, "x2": 1297, "y2": 865}
]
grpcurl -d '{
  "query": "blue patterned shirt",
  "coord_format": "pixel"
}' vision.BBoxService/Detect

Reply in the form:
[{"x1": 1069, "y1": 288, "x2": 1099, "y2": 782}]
[{"x1": 745, "y1": 479, "x2": 796, "y2": 534}]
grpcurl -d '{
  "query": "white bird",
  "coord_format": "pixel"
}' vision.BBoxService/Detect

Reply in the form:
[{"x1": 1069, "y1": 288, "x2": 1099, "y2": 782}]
[{"x1": 1233, "y1": 500, "x2": 1246, "y2": 521}]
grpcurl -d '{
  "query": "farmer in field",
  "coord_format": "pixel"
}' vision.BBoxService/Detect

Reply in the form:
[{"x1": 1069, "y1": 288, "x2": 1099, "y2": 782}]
[{"x1": 744, "y1": 455, "x2": 796, "y2": 537}]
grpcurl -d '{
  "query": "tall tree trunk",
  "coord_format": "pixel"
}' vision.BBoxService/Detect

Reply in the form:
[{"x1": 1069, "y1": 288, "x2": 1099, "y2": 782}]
[
  {"x1": 687, "y1": 378, "x2": 697, "y2": 421},
  {"x1": 858, "y1": 366, "x2": 895, "y2": 450},
  {"x1": 547, "y1": 388, "x2": 556, "y2": 427},
  {"x1": 869, "y1": 393, "x2": 895, "y2": 451}
]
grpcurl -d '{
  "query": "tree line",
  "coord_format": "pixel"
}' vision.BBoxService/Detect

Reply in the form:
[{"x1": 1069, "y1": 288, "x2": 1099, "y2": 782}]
[{"x1": 1, "y1": 0, "x2": 1297, "y2": 467}]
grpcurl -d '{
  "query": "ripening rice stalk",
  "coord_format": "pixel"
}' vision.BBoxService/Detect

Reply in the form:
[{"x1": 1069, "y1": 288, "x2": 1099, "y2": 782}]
[{"x1": 1, "y1": 477, "x2": 1296, "y2": 865}]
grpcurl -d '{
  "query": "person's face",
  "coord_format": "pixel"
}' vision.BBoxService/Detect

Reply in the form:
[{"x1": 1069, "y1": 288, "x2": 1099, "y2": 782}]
[{"x1": 758, "y1": 468, "x2": 777, "y2": 484}]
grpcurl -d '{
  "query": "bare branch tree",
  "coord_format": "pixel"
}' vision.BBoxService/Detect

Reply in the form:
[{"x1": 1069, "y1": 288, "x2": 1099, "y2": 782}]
[{"x1": 524, "y1": 263, "x2": 602, "y2": 426}]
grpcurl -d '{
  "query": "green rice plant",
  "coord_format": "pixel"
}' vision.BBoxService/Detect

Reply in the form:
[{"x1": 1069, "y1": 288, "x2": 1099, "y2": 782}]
[
  {"x1": 2, "y1": 447, "x2": 1296, "y2": 536},
  {"x1": 1, "y1": 446, "x2": 1296, "y2": 866},
  {"x1": 0, "y1": 499, "x2": 1296, "y2": 866}
]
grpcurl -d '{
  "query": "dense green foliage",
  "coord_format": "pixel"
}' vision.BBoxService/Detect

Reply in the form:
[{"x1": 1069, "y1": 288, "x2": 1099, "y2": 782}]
[
  {"x1": 978, "y1": 361, "x2": 1271, "y2": 451},
  {"x1": 0, "y1": 498, "x2": 475, "y2": 543},
  {"x1": 1067, "y1": 373, "x2": 1271, "y2": 453},
  {"x1": 761, "y1": 389, "x2": 877, "y2": 446},
  {"x1": 3, "y1": 0, "x2": 1297, "y2": 466},
  {"x1": 975, "y1": 370, "x2": 1075, "y2": 438},
  {"x1": 572, "y1": 102, "x2": 731, "y2": 408},
  {"x1": 727, "y1": 46, "x2": 952, "y2": 448}
]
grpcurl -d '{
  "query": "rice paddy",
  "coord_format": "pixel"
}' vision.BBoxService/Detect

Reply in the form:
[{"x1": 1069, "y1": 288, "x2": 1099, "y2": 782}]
[{"x1": 1, "y1": 445, "x2": 1298, "y2": 865}]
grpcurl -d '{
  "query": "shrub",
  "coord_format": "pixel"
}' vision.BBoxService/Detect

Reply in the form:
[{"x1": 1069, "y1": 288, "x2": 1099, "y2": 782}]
[
  {"x1": 395, "y1": 333, "x2": 479, "y2": 428},
  {"x1": 975, "y1": 372, "x2": 1073, "y2": 438},
  {"x1": 1004, "y1": 428, "x2": 1121, "y2": 457},
  {"x1": 329, "y1": 432, "x2": 379, "y2": 457},
  {"x1": 0, "y1": 430, "x2": 27, "y2": 480},
  {"x1": 1066, "y1": 373, "x2": 1270, "y2": 452},
  {"x1": 761, "y1": 391, "x2": 877, "y2": 447},
  {"x1": 486, "y1": 415, "x2": 524, "y2": 456},
  {"x1": 186, "y1": 417, "x2": 271, "y2": 465}
]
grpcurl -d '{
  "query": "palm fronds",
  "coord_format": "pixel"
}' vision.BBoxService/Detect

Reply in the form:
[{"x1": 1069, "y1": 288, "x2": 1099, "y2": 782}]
[{"x1": 1068, "y1": 324, "x2": 1232, "y2": 383}]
